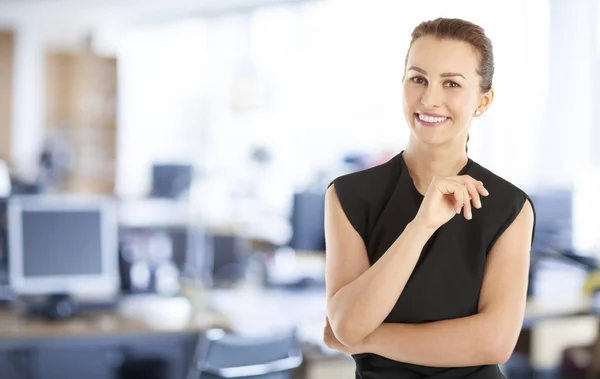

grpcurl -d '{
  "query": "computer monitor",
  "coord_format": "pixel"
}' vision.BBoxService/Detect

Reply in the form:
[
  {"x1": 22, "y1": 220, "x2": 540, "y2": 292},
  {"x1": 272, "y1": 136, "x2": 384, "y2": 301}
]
[
  {"x1": 8, "y1": 195, "x2": 119, "y2": 298},
  {"x1": 289, "y1": 191, "x2": 326, "y2": 252},
  {"x1": 529, "y1": 190, "x2": 572, "y2": 253},
  {"x1": 151, "y1": 163, "x2": 193, "y2": 199}
]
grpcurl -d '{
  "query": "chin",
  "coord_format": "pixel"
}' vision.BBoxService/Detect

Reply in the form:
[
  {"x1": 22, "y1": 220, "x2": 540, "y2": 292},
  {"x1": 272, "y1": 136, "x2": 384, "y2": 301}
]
[
  {"x1": 411, "y1": 123, "x2": 465, "y2": 146},
  {"x1": 411, "y1": 130, "x2": 454, "y2": 147}
]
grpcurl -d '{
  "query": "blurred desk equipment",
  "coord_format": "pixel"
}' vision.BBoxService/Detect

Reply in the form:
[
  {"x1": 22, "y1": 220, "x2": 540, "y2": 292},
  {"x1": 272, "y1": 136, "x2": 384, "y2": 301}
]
[
  {"x1": 0, "y1": 295, "x2": 229, "y2": 379},
  {"x1": 119, "y1": 227, "x2": 182, "y2": 296},
  {"x1": 265, "y1": 249, "x2": 325, "y2": 289},
  {"x1": 527, "y1": 190, "x2": 575, "y2": 298},
  {"x1": 0, "y1": 160, "x2": 10, "y2": 197},
  {"x1": 187, "y1": 328, "x2": 302, "y2": 379},
  {"x1": 151, "y1": 163, "x2": 193, "y2": 199},
  {"x1": 529, "y1": 249, "x2": 596, "y2": 302},
  {"x1": 289, "y1": 192, "x2": 325, "y2": 253},
  {"x1": 262, "y1": 191, "x2": 327, "y2": 289},
  {"x1": 0, "y1": 198, "x2": 13, "y2": 303},
  {"x1": 529, "y1": 190, "x2": 573, "y2": 253},
  {"x1": 0, "y1": 161, "x2": 10, "y2": 302},
  {"x1": 7, "y1": 195, "x2": 120, "y2": 319},
  {"x1": 207, "y1": 233, "x2": 251, "y2": 288},
  {"x1": 118, "y1": 198, "x2": 213, "y2": 293}
]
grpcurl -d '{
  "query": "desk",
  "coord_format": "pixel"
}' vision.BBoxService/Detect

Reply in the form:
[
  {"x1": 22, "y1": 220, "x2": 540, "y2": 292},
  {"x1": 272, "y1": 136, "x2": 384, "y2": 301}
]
[
  {"x1": 0, "y1": 296, "x2": 229, "y2": 379},
  {"x1": 0, "y1": 293, "x2": 346, "y2": 379},
  {"x1": 208, "y1": 289, "x2": 598, "y2": 376},
  {"x1": 0, "y1": 291, "x2": 595, "y2": 379},
  {"x1": 0, "y1": 296, "x2": 229, "y2": 340},
  {"x1": 518, "y1": 296, "x2": 597, "y2": 374},
  {"x1": 523, "y1": 296, "x2": 594, "y2": 326}
]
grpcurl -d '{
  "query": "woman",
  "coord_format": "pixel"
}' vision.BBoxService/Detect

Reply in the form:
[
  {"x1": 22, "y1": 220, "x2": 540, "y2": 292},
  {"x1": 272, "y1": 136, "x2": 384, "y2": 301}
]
[{"x1": 323, "y1": 18, "x2": 536, "y2": 378}]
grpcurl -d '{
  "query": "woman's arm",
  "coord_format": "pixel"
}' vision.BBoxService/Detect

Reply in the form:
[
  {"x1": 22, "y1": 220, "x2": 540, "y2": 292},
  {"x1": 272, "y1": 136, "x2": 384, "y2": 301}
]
[
  {"x1": 327, "y1": 200, "x2": 535, "y2": 366},
  {"x1": 325, "y1": 185, "x2": 436, "y2": 347}
]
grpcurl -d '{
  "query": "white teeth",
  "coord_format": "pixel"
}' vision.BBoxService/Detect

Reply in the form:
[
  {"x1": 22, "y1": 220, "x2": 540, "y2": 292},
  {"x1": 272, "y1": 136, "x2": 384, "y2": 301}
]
[{"x1": 418, "y1": 114, "x2": 447, "y2": 123}]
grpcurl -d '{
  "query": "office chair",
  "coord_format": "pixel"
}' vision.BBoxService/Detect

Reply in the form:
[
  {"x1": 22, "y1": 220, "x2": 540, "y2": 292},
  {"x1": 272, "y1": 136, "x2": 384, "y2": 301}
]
[{"x1": 187, "y1": 328, "x2": 303, "y2": 379}]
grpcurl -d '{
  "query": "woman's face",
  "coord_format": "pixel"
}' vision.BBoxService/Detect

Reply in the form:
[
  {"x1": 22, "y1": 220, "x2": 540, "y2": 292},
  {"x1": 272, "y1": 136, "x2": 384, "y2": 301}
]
[{"x1": 402, "y1": 36, "x2": 493, "y2": 148}]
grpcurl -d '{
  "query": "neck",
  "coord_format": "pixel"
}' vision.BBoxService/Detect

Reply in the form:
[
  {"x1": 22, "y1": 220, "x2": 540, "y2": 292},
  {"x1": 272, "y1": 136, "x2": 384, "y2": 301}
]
[{"x1": 402, "y1": 141, "x2": 469, "y2": 194}]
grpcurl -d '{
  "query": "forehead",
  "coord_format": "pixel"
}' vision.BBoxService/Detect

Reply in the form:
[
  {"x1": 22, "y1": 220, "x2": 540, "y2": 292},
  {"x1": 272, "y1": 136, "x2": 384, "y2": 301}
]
[{"x1": 407, "y1": 36, "x2": 479, "y2": 76}]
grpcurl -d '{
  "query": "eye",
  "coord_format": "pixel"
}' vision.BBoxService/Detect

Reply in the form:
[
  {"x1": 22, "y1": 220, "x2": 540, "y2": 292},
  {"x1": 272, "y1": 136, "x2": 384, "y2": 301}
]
[
  {"x1": 444, "y1": 81, "x2": 460, "y2": 88},
  {"x1": 410, "y1": 76, "x2": 427, "y2": 85}
]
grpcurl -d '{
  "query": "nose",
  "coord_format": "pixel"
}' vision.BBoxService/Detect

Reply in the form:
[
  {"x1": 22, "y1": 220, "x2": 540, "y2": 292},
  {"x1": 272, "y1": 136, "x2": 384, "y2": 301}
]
[{"x1": 420, "y1": 84, "x2": 442, "y2": 108}]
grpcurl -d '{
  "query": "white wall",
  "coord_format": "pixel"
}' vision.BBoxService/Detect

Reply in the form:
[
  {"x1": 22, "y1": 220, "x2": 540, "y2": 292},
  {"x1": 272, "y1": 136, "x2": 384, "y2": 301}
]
[
  {"x1": 11, "y1": 23, "x2": 45, "y2": 181},
  {"x1": 116, "y1": 20, "x2": 209, "y2": 197},
  {"x1": 113, "y1": 0, "x2": 563, "y2": 236},
  {"x1": 116, "y1": 0, "x2": 552, "y2": 191}
]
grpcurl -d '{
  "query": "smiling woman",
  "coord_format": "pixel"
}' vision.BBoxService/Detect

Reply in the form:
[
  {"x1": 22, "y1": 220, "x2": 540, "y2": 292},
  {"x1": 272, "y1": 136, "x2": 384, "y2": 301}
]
[
  {"x1": 324, "y1": 18, "x2": 536, "y2": 379},
  {"x1": 402, "y1": 19, "x2": 494, "y2": 155}
]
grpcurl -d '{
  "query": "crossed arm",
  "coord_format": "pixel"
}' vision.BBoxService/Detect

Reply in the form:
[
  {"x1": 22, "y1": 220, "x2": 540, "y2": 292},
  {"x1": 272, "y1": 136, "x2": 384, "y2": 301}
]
[{"x1": 324, "y1": 185, "x2": 535, "y2": 367}]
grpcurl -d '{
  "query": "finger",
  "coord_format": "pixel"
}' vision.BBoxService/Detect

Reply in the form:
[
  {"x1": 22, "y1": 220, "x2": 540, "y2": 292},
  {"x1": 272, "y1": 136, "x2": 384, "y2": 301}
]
[
  {"x1": 439, "y1": 179, "x2": 464, "y2": 214},
  {"x1": 450, "y1": 183, "x2": 464, "y2": 214},
  {"x1": 464, "y1": 180, "x2": 482, "y2": 209},
  {"x1": 462, "y1": 176, "x2": 488, "y2": 197},
  {"x1": 461, "y1": 185, "x2": 472, "y2": 220},
  {"x1": 459, "y1": 176, "x2": 488, "y2": 200},
  {"x1": 476, "y1": 180, "x2": 489, "y2": 196},
  {"x1": 443, "y1": 179, "x2": 464, "y2": 214}
]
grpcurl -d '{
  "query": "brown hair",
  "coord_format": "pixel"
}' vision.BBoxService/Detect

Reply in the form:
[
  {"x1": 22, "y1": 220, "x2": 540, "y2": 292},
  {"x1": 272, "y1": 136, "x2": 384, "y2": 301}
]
[
  {"x1": 406, "y1": 18, "x2": 494, "y2": 93},
  {"x1": 406, "y1": 18, "x2": 494, "y2": 153}
]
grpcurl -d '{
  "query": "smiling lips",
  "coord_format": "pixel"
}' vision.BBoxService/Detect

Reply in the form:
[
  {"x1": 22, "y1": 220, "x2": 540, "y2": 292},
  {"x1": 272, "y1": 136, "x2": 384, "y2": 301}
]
[{"x1": 415, "y1": 112, "x2": 450, "y2": 127}]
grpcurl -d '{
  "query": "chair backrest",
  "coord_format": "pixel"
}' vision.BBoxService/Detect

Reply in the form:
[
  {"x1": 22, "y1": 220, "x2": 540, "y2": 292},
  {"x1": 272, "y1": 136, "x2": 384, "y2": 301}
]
[{"x1": 188, "y1": 328, "x2": 303, "y2": 379}]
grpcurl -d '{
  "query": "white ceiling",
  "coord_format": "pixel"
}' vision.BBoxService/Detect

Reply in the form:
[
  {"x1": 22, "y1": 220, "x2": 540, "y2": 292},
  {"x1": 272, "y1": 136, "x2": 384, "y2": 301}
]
[
  {"x1": 0, "y1": 0, "x2": 312, "y2": 23},
  {"x1": 0, "y1": 0, "x2": 314, "y2": 52}
]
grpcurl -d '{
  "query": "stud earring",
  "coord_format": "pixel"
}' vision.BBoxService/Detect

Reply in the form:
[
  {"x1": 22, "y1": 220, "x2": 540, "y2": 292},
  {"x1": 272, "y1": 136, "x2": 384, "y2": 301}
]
[{"x1": 475, "y1": 110, "x2": 481, "y2": 116}]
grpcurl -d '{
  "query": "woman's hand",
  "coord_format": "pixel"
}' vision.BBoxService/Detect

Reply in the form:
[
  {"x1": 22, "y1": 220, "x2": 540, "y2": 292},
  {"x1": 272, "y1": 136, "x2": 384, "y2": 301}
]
[
  {"x1": 414, "y1": 175, "x2": 489, "y2": 230},
  {"x1": 323, "y1": 317, "x2": 365, "y2": 355}
]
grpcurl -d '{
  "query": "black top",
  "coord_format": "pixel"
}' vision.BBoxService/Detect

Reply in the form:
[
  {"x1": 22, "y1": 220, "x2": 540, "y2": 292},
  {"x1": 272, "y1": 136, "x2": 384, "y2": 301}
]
[{"x1": 329, "y1": 151, "x2": 536, "y2": 379}]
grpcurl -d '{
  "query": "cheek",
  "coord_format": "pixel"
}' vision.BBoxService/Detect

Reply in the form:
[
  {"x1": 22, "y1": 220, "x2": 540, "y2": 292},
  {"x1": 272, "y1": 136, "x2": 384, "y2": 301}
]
[
  {"x1": 446, "y1": 92, "x2": 476, "y2": 118},
  {"x1": 402, "y1": 84, "x2": 421, "y2": 110}
]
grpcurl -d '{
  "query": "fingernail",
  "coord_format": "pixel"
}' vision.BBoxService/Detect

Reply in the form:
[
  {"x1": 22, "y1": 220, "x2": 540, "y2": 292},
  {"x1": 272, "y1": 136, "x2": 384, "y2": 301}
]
[{"x1": 483, "y1": 188, "x2": 489, "y2": 196}]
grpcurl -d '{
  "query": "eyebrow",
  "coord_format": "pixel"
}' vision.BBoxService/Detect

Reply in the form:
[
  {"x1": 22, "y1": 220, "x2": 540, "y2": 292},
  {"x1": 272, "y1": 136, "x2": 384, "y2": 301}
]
[{"x1": 407, "y1": 66, "x2": 466, "y2": 79}]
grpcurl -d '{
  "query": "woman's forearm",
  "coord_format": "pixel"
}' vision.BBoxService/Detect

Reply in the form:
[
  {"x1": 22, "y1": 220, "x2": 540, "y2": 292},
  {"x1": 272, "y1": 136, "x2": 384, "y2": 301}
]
[
  {"x1": 328, "y1": 221, "x2": 435, "y2": 346},
  {"x1": 360, "y1": 313, "x2": 505, "y2": 367}
]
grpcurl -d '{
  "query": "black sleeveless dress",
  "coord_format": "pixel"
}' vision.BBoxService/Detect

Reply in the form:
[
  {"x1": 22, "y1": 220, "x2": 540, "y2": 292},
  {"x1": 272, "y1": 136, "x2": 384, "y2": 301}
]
[{"x1": 329, "y1": 151, "x2": 536, "y2": 379}]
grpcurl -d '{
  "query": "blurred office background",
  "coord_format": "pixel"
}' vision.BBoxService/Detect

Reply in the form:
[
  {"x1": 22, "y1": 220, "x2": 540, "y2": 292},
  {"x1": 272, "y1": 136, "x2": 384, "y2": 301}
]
[{"x1": 0, "y1": 0, "x2": 598, "y2": 378}]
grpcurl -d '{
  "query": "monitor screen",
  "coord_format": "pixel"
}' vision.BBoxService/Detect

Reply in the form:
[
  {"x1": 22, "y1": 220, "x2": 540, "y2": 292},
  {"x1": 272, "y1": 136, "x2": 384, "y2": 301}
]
[
  {"x1": 22, "y1": 211, "x2": 102, "y2": 277},
  {"x1": 289, "y1": 192, "x2": 326, "y2": 252},
  {"x1": 8, "y1": 196, "x2": 119, "y2": 297},
  {"x1": 151, "y1": 164, "x2": 192, "y2": 199}
]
